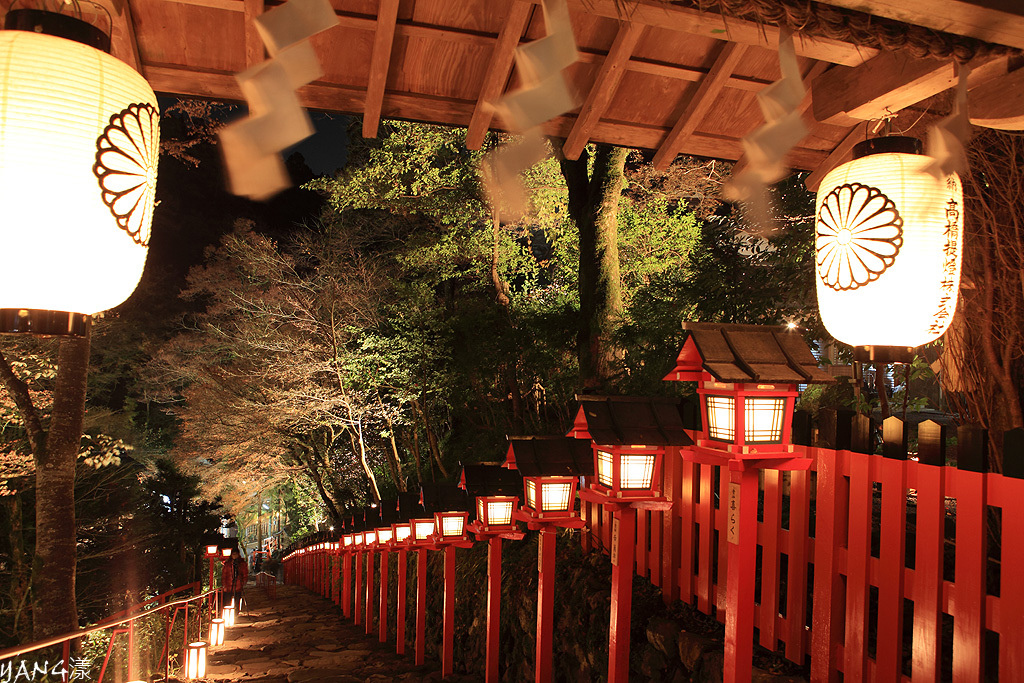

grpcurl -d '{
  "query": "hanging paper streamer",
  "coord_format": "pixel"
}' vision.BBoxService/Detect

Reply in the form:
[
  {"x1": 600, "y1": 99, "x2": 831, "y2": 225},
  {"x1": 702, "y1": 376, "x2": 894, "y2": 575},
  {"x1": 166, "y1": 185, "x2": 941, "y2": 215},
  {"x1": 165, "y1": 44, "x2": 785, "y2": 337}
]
[
  {"x1": 483, "y1": 0, "x2": 580, "y2": 218},
  {"x1": 724, "y1": 29, "x2": 807, "y2": 234},
  {"x1": 219, "y1": 0, "x2": 337, "y2": 200},
  {"x1": 924, "y1": 63, "x2": 971, "y2": 179}
]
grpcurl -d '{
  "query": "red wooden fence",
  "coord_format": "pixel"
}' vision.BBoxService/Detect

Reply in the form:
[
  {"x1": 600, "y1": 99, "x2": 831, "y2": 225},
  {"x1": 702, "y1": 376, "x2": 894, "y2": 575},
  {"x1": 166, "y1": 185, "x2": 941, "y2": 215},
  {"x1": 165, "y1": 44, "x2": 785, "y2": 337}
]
[{"x1": 581, "y1": 411, "x2": 1024, "y2": 682}]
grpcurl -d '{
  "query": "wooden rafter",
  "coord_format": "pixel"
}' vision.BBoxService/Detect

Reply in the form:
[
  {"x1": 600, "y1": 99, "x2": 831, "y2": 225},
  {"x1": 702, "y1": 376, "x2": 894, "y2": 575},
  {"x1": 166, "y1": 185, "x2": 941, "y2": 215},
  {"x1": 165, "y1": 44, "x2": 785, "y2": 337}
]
[
  {"x1": 465, "y1": 0, "x2": 532, "y2": 151},
  {"x1": 562, "y1": 21, "x2": 645, "y2": 160},
  {"x1": 652, "y1": 41, "x2": 747, "y2": 171},
  {"x1": 110, "y1": 0, "x2": 142, "y2": 72},
  {"x1": 811, "y1": 0, "x2": 1024, "y2": 51},
  {"x1": 362, "y1": 0, "x2": 400, "y2": 138},
  {"x1": 812, "y1": 52, "x2": 1008, "y2": 126},
  {"x1": 803, "y1": 121, "x2": 867, "y2": 191},
  {"x1": 561, "y1": 0, "x2": 876, "y2": 67},
  {"x1": 243, "y1": 0, "x2": 263, "y2": 68}
]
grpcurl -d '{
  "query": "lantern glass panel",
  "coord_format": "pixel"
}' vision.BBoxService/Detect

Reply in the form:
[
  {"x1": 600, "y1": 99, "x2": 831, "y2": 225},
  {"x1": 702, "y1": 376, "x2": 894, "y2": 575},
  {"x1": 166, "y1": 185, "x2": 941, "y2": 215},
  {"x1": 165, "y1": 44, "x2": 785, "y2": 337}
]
[
  {"x1": 221, "y1": 547, "x2": 232, "y2": 557},
  {"x1": 205, "y1": 544, "x2": 218, "y2": 556},
  {"x1": 440, "y1": 514, "x2": 464, "y2": 537},
  {"x1": 745, "y1": 397, "x2": 786, "y2": 443},
  {"x1": 541, "y1": 482, "x2": 573, "y2": 511},
  {"x1": 596, "y1": 450, "x2": 614, "y2": 487},
  {"x1": 343, "y1": 535, "x2": 352, "y2": 546},
  {"x1": 620, "y1": 453, "x2": 656, "y2": 489},
  {"x1": 185, "y1": 642, "x2": 207, "y2": 679},
  {"x1": 525, "y1": 479, "x2": 537, "y2": 509},
  {"x1": 222, "y1": 604, "x2": 235, "y2": 627},
  {"x1": 396, "y1": 524, "x2": 411, "y2": 542},
  {"x1": 354, "y1": 533, "x2": 364, "y2": 545},
  {"x1": 414, "y1": 520, "x2": 435, "y2": 540},
  {"x1": 377, "y1": 528, "x2": 393, "y2": 543},
  {"x1": 706, "y1": 396, "x2": 735, "y2": 441},
  {"x1": 365, "y1": 531, "x2": 376, "y2": 544},
  {"x1": 486, "y1": 500, "x2": 514, "y2": 526}
]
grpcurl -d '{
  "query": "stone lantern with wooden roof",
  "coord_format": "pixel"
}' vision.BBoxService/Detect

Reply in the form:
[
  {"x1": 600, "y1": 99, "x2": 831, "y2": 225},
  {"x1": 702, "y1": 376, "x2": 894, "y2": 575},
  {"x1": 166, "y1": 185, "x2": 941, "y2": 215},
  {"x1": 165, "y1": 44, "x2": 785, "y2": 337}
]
[
  {"x1": 664, "y1": 322, "x2": 834, "y2": 465},
  {"x1": 505, "y1": 436, "x2": 593, "y2": 525},
  {"x1": 665, "y1": 322, "x2": 833, "y2": 683}
]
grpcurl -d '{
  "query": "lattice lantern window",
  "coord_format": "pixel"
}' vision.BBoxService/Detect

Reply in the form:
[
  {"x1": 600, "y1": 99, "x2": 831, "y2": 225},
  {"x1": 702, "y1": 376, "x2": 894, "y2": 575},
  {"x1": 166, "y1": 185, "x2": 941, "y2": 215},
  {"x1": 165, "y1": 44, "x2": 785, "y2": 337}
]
[{"x1": 593, "y1": 446, "x2": 661, "y2": 499}]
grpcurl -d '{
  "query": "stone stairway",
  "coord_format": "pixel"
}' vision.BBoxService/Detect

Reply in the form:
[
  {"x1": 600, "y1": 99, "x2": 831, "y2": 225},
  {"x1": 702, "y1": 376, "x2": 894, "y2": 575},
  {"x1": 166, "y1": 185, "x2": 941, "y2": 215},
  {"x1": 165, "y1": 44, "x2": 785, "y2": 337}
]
[{"x1": 204, "y1": 583, "x2": 478, "y2": 682}]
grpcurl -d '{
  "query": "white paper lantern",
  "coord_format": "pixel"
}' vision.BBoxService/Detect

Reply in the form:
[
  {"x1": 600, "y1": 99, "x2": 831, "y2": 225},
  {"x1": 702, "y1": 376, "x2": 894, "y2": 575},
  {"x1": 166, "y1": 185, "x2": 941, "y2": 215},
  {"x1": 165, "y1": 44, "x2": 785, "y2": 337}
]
[
  {"x1": 0, "y1": 27, "x2": 159, "y2": 330},
  {"x1": 814, "y1": 137, "x2": 962, "y2": 353}
]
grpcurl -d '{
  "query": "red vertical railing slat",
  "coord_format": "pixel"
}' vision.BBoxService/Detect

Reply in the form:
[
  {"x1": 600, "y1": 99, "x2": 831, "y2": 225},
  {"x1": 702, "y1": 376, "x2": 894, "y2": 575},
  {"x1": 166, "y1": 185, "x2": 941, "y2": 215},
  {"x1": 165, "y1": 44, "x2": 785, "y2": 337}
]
[
  {"x1": 716, "y1": 463, "x2": 731, "y2": 614},
  {"x1": 810, "y1": 446, "x2": 847, "y2": 683},
  {"x1": 911, "y1": 459, "x2": 945, "y2": 681},
  {"x1": 952, "y1": 468, "x2": 987, "y2": 682},
  {"x1": 662, "y1": 447, "x2": 681, "y2": 604},
  {"x1": 636, "y1": 507, "x2": 649, "y2": 578},
  {"x1": 997, "y1": 475, "x2": 1024, "y2": 679},
  {"x1": 678, "y1": 459, "x2": 697, "y2": 604},
  {"x1": 649, "y1": 505, "x2": 663, "y2": 587},
  {"x1": 784, "y1": 467, "x2": 810, "y2": 664},
  {"x1": 759, "y1": 469, "x2": 782, "y2": 650},
  {"x1": 696, "y1": 463, "x2": 714, "y2": 612},
  {"x1": 843, "y1": 450, "x2": 872, "y2": 680},
  {"x1": 876, "y1": 455, "x2": 908, "y2": 680}
]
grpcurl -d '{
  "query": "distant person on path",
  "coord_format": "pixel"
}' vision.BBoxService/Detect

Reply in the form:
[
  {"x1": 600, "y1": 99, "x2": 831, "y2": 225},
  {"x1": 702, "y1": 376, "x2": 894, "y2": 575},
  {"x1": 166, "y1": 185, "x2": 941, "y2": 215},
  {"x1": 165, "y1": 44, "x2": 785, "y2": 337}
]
[{"x1": 223, "y1": 549, "x2": 249, "y2": 613}]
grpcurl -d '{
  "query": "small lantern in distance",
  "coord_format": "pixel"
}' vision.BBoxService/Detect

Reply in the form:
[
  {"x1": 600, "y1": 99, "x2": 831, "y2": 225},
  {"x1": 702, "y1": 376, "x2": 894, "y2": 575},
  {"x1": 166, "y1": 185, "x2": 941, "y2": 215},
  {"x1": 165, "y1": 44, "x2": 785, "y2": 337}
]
[
  {"x1": 461, "y1": 464, "x2": 523, "y2": 533},
  {"x1": 421, "y1": 484, "x2": 472, "y2": 544},
  {"x1": 222, "y1": 603, "x2": 236, "y2": 627},
  {"x1": 814, "y1": 136, "x2": 963, "y2": 361},
  {"x1": 209, "y1": 618, "x2": 225, "y2": 647}
]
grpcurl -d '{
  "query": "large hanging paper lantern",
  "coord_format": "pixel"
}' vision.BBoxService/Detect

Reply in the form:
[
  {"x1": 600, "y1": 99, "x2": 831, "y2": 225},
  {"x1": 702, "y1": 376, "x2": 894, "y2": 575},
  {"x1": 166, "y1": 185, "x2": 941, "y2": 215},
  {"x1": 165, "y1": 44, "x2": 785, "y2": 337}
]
[
  {"x1": 0, "y1": 11, "x2": 159, "y2": 335},
  {"x1": 814, "y1": 137, "x2": 962, "y2": 357}
]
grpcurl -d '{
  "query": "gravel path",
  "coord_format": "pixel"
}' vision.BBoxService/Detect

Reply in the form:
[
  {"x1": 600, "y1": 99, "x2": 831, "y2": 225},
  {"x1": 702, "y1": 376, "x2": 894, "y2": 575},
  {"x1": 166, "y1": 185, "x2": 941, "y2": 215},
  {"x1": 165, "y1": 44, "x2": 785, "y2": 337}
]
[{"x1": 204, "y1": 583, "x2": 479, "y2": 682}]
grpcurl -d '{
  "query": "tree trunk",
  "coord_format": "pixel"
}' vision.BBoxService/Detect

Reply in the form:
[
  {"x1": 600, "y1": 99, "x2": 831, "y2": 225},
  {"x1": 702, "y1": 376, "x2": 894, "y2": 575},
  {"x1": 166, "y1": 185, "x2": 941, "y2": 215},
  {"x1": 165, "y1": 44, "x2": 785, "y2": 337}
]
[
  {"x1": 34, "y1": 334, "x2": 90, "y2": 639},
  {"x1": 558, "y1": 142, "x2": 628, "y2": 391},
  {"x1": 376, "y1": 392, "x2": 406, "y2": 492},
  {"x1": 411, "y1": 398, "x2": 448, "y2": 478}
]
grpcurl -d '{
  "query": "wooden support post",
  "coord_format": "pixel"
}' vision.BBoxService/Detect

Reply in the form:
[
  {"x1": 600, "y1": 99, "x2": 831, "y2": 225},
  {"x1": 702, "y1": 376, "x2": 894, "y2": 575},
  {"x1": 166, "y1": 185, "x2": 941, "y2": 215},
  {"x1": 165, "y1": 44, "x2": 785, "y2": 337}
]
[
  {"x1": 342, "y1": 552, "x2": 352, "y2": 618},
  {"x1": 354, "y1": 550, "x2": 363, "y2": 625},
  {"x1": 608, "y1": 507, "x2": 637, "y2": 683},
  {"x1": 442, "y1": 545, "x2": 457, "y2": 677},
  {"x1": 379, "y1": 550, "x2": 389, "y2": 643},
  {"x1": 397, "y1": 549, "x2": 408, "y2": 655},
  {"x1": 366, "y1": 549, "x2": 376, "y2": 636},
  {"x1": 416, "y1": 549, "x2": 428, "y2": 666},
  {"x1": 536, "y1": 528, "x2": 557, "y2": 683},
  {"x1": 723, "y1": 467, "x2": 758, "y2": 683},
  {"x1": 486, "y1": 538, "x2": 502, "y2": 683}
]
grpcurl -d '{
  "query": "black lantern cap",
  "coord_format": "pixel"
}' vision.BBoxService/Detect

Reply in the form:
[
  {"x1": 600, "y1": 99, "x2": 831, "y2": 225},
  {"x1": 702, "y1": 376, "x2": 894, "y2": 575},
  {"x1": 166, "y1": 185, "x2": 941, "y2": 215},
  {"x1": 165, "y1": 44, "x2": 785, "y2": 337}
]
[
  {"x1": 670, "y1": 322, "x2": 835, "y2": 384},
  {"x1": 507, "y1": 436, "x2": 594, "y2": 477},
  {"x1": 461, "y1": 463, "x2": 523, "y2": 497},
  {"x1": 420, "y1": 483, "x2": 471, "y2": 514},
  {"x1": 572, "y1": 395, "x2": 695, "y2": 447},
  {"x1": 5, "y1": 0, "x2": 112, "y2": 52}
]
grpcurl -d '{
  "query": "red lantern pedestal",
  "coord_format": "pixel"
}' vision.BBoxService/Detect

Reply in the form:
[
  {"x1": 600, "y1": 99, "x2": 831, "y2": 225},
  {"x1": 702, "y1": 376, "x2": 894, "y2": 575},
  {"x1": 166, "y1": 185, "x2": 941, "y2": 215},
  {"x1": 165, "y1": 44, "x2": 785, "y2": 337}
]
[
  {"x1": 365, "y1": 548, "x2": 376, "y2": 636},
  {"x1": 354, "y1": 549, "x2": 363, "y2": 625},
  {"x1": 396, "y1": 548, "x2": 408, "y2": 654},
  {"x1": 342, "y1": 550, "x2": 352, "y2": 618},
  {"x1": 379, "y1": 548, "x2": 389, "y2": 643},
  {"x1": 468, "y1": 521, "x2": 525, "y2": 683}
]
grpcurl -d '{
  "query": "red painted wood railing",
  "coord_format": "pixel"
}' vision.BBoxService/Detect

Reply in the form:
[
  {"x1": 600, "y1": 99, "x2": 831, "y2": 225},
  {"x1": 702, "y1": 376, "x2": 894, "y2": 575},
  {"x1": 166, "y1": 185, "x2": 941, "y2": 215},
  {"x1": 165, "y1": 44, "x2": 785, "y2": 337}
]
[{"x1": 581, "y1": 413, "x2": 1024, "y2": 682}]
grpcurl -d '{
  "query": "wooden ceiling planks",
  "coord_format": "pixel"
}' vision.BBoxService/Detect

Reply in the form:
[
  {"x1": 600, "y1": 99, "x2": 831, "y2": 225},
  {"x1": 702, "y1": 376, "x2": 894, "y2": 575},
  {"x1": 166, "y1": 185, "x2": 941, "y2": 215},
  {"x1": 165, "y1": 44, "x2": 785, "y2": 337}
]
[{"x1": 16, "y1": 0, "x2": 1014, "y2": 175}]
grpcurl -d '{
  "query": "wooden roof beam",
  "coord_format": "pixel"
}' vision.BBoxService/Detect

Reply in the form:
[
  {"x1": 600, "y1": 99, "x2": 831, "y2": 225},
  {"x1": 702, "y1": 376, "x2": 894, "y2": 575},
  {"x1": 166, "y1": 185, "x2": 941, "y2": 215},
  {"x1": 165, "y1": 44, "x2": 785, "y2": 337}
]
[
  {"x1": 362, "y1": 0, "x2": 400, "y2": 138},
  {"x1": 811, "y1": 0, "x2": 1024, "y2": 51},
  {"x1": 109, "y1": 0, "x2": 142, "y2": 72},
  {"x1": 243, "y1": 0, "x2": 264, "y2": 68},
  {"x1": 561, "y1": 0, "x2": 876, "y2": 67},
  {"x1": 465, "y1": 0, "x2": 532, "y2": 150},
  {"x1": 562, "y1": 21, "x2": 645, "y2": 160},
  {"x1": 803, "y1": 121, "x2": 867, "y2": 191},
  {"x1": 652, "y1": 41, "x2": 746, "y2": 171},
  {"x1": 812, "y1": 51, "x2": 1008, "y2": 126}
]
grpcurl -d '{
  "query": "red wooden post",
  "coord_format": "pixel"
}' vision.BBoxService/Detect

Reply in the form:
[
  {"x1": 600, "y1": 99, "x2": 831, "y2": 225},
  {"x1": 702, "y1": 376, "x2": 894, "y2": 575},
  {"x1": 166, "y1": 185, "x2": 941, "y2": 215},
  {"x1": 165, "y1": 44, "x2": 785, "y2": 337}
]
[
  {"x1": 333, "y1": 552, "x2": 341, "y2": 604},
  {"x1": 609, "y1": 507, "x2": 637, "y2": 683},
  {"x1": 416, "y1": 548, "x2": 428, "y2": 666},
  {"x1": 365, "y1": 548, "x2": 376, "y2": 636},
  {"x1": 662, "y1": 448, "x2": 681, "y2": 604},
  {"x1": 379, "y1": 549, "x2": 389, "y2": 643},
  {"x1": 696, "y1": 463, "x2": 714, "y2": 612},
  {"x1": 759, "y1": 469, "x2": 781, "y2": 650},
  {"x1": 442, "y1": 545, "x2": 457, "y2": 677},
  {"x1": 716, "y1": 464, "x2": 731, "y2": 614},
  {"x1": 914, "y1": 421, "x2": 946, "y2": 680},
  {"x1": 876, "y1": 421, "x2": 908, "y2": 682},
  {"x1": 397, "y1": 548, "x2": 408, "y2": 655},
  {"x1": 810, "y1": 447, "x2": 848, "y2": 683},
  {"x1": 953, "y1": 471, "x2": 987, "y2": 681},
  {"x1": 485, "y1": 538, "x2": 502, "y2": 682},
  {"x1": 785, "y1": 468, "x2": 810, "y2": 663},
  {"x1": 723, "y1": 466, "x2": 758, "y2": 683},
  {"x1": 1000, "y1": 473, "x2": 1024, "y2": 679},
  {"x1": 342, "y1": 552, "x2": 352, "y2": 618},
  {"x1": 843, "y1": 450, "x2": 872, "y2": 679},
  {"x1": 678, "y1": 459, "x2": 697, "y2": 604},
  {"x1": 636, "y1": 507, "x2": 648, "y2": 578},
  {"x1": 354, "y1": 550, "x2": 363, "y2": 625},
  {"x1": 536, "y1": 527, "x2": 557, "y2": 683}
]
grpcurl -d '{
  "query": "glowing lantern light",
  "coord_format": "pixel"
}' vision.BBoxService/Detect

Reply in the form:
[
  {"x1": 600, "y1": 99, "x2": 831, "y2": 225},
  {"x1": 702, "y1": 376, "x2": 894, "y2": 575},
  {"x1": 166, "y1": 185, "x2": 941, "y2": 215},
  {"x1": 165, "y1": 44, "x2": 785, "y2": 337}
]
[
  {"x1": 205, "y1": 544, "x2": 219, "y2": 557},
  {"x1": 184, "y1": 641, "x2": 207, "y2": 680},
  {"x1": 221, "y1": 547, "x2": 232, "y2": 558},
  {"x1": 436, "y1": 511, "x2": 469, "y2": 538},
  {"x1": 0, "y1": 7, "x2": 160, "y2": 335},
  {"x1": 222, "y1": 603, "x2": 236, "y2": 627},
  {"x1": 413, "y1": 519, "x2": 435, "y2": 542},
  {"x1": 505, "y1": 436, "x2": 592, "y2": 521},
  {"x1": 394, "y1": 523, "x2": 412, "y2": 543},
  {"x1": 343, "y1": 534, "x2": 353, "y2": 547},
  {"x1": 209, "y1": 618, "x2": 225, "y2": 647},
  {"x1": 814, "y1": 136, "x2": 963, "y2": 358},
  {"x1": 376, "y1": 527, "x2": 393, "y2": 544}
]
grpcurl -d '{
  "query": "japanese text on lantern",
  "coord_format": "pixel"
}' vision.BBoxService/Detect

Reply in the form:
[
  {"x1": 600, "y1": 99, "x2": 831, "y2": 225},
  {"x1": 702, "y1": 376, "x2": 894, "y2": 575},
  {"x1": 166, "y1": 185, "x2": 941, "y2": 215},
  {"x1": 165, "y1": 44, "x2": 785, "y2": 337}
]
[{"x1": 928, "y1": 179, "x2": 961, "y2": 336}]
